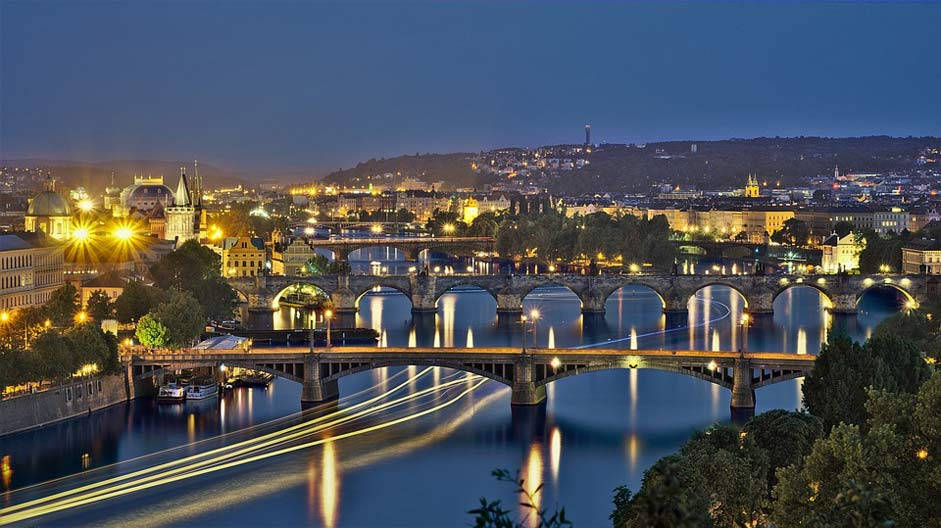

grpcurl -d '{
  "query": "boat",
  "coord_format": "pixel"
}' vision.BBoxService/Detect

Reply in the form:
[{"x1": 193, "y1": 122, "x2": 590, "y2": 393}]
[
  {"x1": 238, "y1": 372, "x2": 274, "y2": 388},
  {"x1": 185, "y1": 378, "x2": 219, "y2": 400},
  {"x1": 157, "y1": 381, "x2": 186, "y2": 403}
]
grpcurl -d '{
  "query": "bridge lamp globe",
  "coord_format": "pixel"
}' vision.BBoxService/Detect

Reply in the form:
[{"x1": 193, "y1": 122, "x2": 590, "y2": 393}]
[
  {"x1": 324, "y1": 309, "x2": 333, "y2": 319},
  {"x1": 707, "y1": 360, "x2": 718, "y2": 371},
  {"x1": 550, "y1": 357, "x2": 561, "y2": 370},
  {"x1": 529, "y1": 309, "x2": 540, "y2": 321},
  {"x1": 371, "y1": 224, "x2": 383, "y2": 234}
]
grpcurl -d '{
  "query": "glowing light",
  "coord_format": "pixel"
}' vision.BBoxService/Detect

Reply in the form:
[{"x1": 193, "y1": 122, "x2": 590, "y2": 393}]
[
  {"x1": 550, "y1": 357, "x2": 561, "y2": 370},
  {"x1": 114, "y1": 226, "x2": 134, "y2": 241},
  {"x1": 917, "y1": 448, "x2": 928, "y2": 460},
  {"x1": 547, "y1": 264, "x2": 556, "y2": 272},
  {"x1": 529, "y1": 309, "x2": 540, "y2": 320},
  {"x1": 76, "y1": 311, "x2": 88, "y2": 324},
  {"x1": 442, "y1": 223, "x2": 455, "y2": 235},
  {"x1": 77, "y1": 199, "x2": 94, "y2": 212},
  {"x1": 0, "y1": 311, "x2": 8, "y2": 323},
  {"x1": 370, "y1": 224, "x2": 383, "y2": 234},
  {"x1": 707, "y1": 360, "x2": 718, "y2": 371},
  {"x1": 72, "y1": 227, "x2": 90, "y2": 241}
]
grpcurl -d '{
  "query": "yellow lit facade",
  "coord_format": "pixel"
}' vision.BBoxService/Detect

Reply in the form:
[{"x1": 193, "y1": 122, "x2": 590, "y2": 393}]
[
  {"x1": 220, "y1": 237, "x2": 267, "y2": 277},
  {"x1": 820, "y1": 233, "x2": 864, "y2": 273},
  {"x1": 0, "y1": 233, "x2": 65, "y2": 311}
]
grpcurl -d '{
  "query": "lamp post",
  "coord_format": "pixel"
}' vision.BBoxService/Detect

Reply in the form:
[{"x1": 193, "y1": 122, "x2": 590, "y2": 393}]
[
  {"x1": 529, "y1": 309, "x2": 540, "y2": 349},
  {"x1": 520, "y1": 314, "x2": 528, "y2": 354},
  {"x1": 324, "y1": 309, "x2": 333, "y2": 348},
  {"x1": 740, "y1": 313, "x2": 750, "y2": 355},
  {"x1": 308, "y1": 309, "x2": 315, "y2": 354}
]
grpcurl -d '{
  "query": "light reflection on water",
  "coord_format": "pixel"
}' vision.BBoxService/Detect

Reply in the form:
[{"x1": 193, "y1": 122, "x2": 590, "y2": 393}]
[{"x1": 1, "y1": 283, "x2": 905, "y2": 527}]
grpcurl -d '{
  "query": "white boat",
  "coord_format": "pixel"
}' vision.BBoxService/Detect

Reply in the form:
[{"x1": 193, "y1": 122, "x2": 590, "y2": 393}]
[
  {"x1": 157, "y1": 381, "x2": 186, "y2": 403},
  {"x1": 185, "y1": 378, "x2": 219, "y2": 400}
]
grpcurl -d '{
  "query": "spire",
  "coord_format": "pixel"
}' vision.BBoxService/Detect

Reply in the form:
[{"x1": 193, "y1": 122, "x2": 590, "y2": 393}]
[
  {"x1": 193, "y1": 159, "x2": 201, "y2": 206},
  {"x1": 175, "y1": 167, "x2": 191, "y2": 207}
]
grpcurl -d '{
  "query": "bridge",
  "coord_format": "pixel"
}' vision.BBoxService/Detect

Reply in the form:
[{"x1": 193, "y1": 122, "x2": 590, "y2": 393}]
[
  {"x1": 124, "y1": 346, "x2": 816, "y2": 420},
  {"x1": 229, "y1": 272, "x2": 937, "y2": 329},
  {"x1": 305, "y1": 236, "x2": 494, "y2": 261}
]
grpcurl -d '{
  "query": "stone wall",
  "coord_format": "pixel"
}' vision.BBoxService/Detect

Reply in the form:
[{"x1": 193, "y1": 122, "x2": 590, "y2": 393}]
[{"x1": 0, "y1": 373, "x2": 130, "y2": 437}]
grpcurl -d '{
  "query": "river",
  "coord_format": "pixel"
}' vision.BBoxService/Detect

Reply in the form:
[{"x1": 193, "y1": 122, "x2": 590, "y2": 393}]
[{"x1": 0, "y1": 254, "x2": 903, "y2": 526}]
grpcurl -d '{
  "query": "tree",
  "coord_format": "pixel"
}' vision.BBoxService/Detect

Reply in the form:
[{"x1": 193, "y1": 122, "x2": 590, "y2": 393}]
[
  {"x1": 469, "y1": 469, "x2": 572, "y2": 528},
  {"x1": 31, "y1": 331, "x2": 76, "y2": 381},
  {"x1": 872, "y1": 303, "x2": 941, "y2": 362},
  {"x1": 612, "y1": 424, "x2": 767, "y2": 527},
  {"x1": 43, "y1": 284, "x2": 79, "y2": 327},
  {"x1": 774, "y1": 373, "x2": 941, "y2": 528},
  {"x1": 802, "y1": 332, "x2": 929, "y2": 431},
  {"x1": 65, "y1": 322, "x2": 112, "y2": 370},
  {"x1": 857, "y1": 229, "x2": 904, "y2": 273},
  {"x1": 149, "y1": 290, "x2": 205, "y2": 348},
  {"x1": 135, "y1": 314, "x2": 169, "y2": 348},
  {"x1": 149, "y1": 240, "x2": 237, "y2": 320},
  {"x1": 114, "y1": 281, "x2": 166, "y2": 323},
  {"x1": 770, "y1": 218, "x2": 810, "y2": 246},
  {"x1": 85, "y1": 289, "x2": 114, "y2": 321},
  {"x1": 833, "y1": 221, "x2": 856, "y2": 238},
  {"x1": 742, "y1": 410, "x2": 823, "y2": 490}
]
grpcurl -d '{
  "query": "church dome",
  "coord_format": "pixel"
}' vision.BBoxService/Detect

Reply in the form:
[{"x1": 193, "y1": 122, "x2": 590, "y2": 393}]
[
  {"x1": 125, "y1": 184, "x2": 174, "y2": 202},
  {"x1": 26, "y1": 189, "x2": 72, "y2": 217}
]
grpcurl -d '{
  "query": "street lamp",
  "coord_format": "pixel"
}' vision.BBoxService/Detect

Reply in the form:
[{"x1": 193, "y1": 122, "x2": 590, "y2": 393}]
[
  {"x1": 442, "y1": 223, "x2": 455, "y2": 236},
  {"x1": 529, "y1": 309, "x2": 540, "y2": 349},
  {"x1": 75, "y1": 311, "x2": 87, "y2": 324},
  {"x1": 324, "y1": 308, "x2": 333, "y2": 348},
  {"x1": 740, "y1": 313, "x2": 750, "y2": 354}
]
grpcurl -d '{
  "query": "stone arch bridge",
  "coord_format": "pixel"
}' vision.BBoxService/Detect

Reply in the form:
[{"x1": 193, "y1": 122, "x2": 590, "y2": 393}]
[
  {"x1": 229, "y1": 273, "x2": 936, "y2": 329},
  {"x1": 125, "y1": 347, "x2": 816, "y2": 421}
]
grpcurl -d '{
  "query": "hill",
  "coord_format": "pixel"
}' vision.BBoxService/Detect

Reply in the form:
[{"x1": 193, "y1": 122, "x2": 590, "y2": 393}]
[{"x1": 322, "y1": 136, "x2": 941, "y2": 193}]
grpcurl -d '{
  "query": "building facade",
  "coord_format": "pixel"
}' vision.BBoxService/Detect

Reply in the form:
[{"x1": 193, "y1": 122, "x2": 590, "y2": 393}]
[
  {"x1": 820, "y1": 233, "x2": 864, "y2": 273},
  {"x1": 220, "y1": 237, "x2": 267, "y2": 277},
  {"x1": 0, "y1": 233, "x2": 65, "y2": 312},
  {"x1": 902, "y1": 240, "x2": 941, "y2": 275}
]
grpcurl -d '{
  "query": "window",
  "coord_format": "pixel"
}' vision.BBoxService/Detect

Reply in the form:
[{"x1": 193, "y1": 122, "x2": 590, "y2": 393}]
[
  {"x1": 66, "y1": 387, "x2": 73, "y2": 402},
  {"x1": 88, "y1": 382, "x2": 93, "y2": 395},
  {"x1": 76, "y1": 385, "x2": 83, "y2": 398},
  {"x1": 97, "y1": 380, "x2": 102, "y2": 392}
]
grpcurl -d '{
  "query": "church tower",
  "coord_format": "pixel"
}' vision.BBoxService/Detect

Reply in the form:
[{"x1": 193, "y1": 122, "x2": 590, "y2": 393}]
[
  {"x1": 193, "y1": 160, "x2": 209, "y2": 239},
  {"x1": 744, "y1": 173, "x2": 760, "y2": 198},
  {"x1": 164, "y1": 168, "x2": 197, "y2": 244}
]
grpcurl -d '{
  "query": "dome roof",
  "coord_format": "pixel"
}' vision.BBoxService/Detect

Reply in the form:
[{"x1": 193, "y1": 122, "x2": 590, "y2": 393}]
[
  {"x1": 125, "y1": 184, "x2": 174, "y2": 201},
  {"x1": 26, "y1": 190, "x2": 72, "y2": 217}
]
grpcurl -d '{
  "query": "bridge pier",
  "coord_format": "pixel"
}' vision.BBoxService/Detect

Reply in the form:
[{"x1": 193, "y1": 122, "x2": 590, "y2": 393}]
[
  {"x1": 511, "y1": 357, "x2": 546, "y2": 406},
  {"x1": 496, "y1": 293, "x2": 523, "y2": 315},
  {"x1": 245, "y1": 307, "x2": 276, "y2": 331},
  {"x1": 748, "y1": 293, "x2": 774, "y2": 315},
  {"x1": 579, "y1": 290, "x2": 606, "y2": 315},
  {"x1": 828, "y1": 293, "x2": 858, "y2": 314},
  {"x1": 729, "y1": 355, "x2": 755, "y2": 425},
  {"x1": 330, "y1": 289, "x2": 358, "y2": 315},
  {"x1": 301, "y1": 355, "x2": 339, "y2": 405}
]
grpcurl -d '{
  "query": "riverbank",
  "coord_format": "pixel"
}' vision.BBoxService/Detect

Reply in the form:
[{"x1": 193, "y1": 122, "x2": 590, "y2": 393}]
[{"x1": 0, "y1": 373, "x2": 130, "y2": 437}]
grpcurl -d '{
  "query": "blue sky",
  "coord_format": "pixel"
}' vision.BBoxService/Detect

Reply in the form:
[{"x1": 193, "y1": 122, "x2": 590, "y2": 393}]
[{"x1": 2, "y1": 1, "x2": 940, "y2": 173}]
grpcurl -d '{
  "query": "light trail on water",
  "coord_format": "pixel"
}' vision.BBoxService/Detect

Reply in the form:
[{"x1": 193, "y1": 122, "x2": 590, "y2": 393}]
[
  {"x1": 575, "y1": 294, "x2": 733, "y2": 349},
  {"x1": 0, "y1": 369, "x2": 490, "y2": 525}
]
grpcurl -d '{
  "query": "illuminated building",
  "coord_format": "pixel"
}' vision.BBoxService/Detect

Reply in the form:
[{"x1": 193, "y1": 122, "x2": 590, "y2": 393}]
[
  {"x1": 744, "y1": 173, "x2": 760, "y2": 198},
  {"x1": 271, "y1": 238, "x2": 317, "y2": 275},
  {"x1": 0, "y1": 232, "x2": 64, "y2": 311},
  {"x1": 118, "y1": 175, "x2": 174, "y2": 215},
  {"x1": 24, "y1": 178, "x2": 72, "y2": 240},
  {"x1": 164, "y1": 169, "x2": 197, "y2": 244},
  {"x1": 902, "y1": 239, "x2": 941, "y2": 274},
  {"x1": 462, "y1": 197, "x2": 479, "y2": 223},
  {"x1": 584, "y1": 124, "x2": 591, "y2": 145},
  {"x1": 220, "y1": 237, "x2": 267, "y2": 277},
  {"x1": 820, "y1": 233, "x2": 864, "y2": 273}
]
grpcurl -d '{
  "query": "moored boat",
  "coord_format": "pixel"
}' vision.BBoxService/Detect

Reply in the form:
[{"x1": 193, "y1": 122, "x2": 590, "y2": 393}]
[
  {"x1": 157, "y1": 381, "x2": 186, "y2": 403},
  {"x1": 185, "y1": 378, "x2": 219, "y2": 400}
]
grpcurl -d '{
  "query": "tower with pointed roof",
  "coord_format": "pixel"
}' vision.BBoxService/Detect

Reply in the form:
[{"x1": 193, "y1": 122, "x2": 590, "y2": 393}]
[
  {"x1": 744, "y1": 173, "x2": 760, "y2": 198},
  {"x1": 164, "y1": 168, "x2": 197, "y2": 244}
]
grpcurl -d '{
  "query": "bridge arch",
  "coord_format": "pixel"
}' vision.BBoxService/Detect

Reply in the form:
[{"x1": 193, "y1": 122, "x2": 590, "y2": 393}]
[
  {"x1": 536, "y1": 362, "x2": 733, "y2": 389},
  {"x1": 320, "y1": 360, "x2": 513, "y2": 387},
  {"x1": 271, "y1": 282, "x2": 332, "y2": 309},
  {"x1": 856, "y1": 282, "x2": 916, "y2": 309},
  {"x1": 772, "y1": 282, "x2": 833, "y2": 308},
  {"x1": 602, "y1": 283, "x2": 668, "y2": 310},
  {"x1": 688, "y1": 282, "x2": 750, "y2": 309},
  {"x1": 354, "y1": 283, "x2": 413, "y2": 310},
  {"x1": 434, "y1": 282, "x2": 499, "y2": 308}
]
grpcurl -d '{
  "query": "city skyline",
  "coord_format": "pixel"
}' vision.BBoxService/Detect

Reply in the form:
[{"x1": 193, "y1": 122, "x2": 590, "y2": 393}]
[{"x1": 3, "y1": 1, "x2": 941, "y2": 173}]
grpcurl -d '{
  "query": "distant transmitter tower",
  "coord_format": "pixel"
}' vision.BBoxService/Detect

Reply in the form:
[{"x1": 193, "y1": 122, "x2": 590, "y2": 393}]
[{"x1": 584, "y1": 124, "x2": 591, "y2": 145}]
